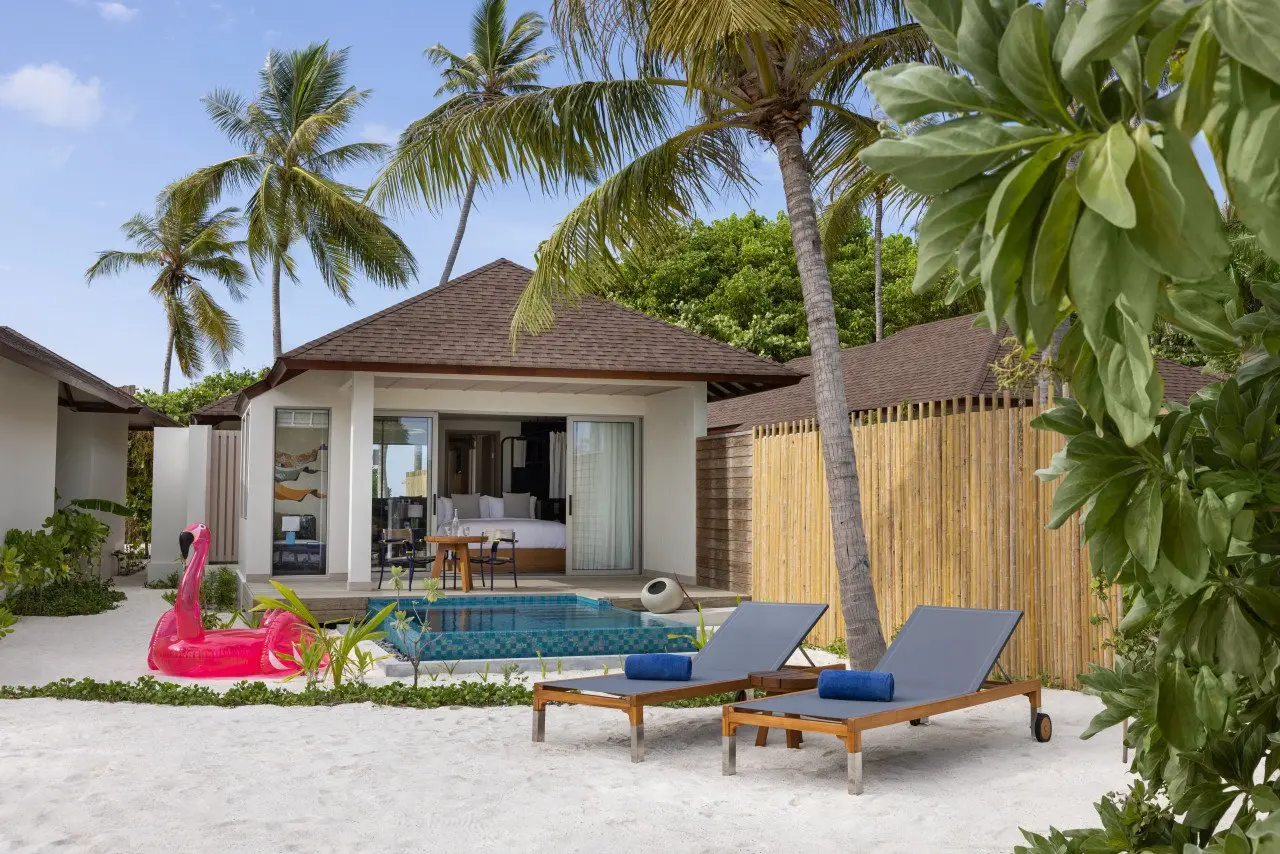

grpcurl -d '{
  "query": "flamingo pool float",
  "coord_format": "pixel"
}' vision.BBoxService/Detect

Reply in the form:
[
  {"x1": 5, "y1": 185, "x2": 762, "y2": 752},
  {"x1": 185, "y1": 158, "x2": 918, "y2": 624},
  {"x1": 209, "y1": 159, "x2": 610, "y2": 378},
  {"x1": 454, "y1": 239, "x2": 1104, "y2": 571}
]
[{"x1": 147, "y1": 522, "x2": 311, "y2": 678}]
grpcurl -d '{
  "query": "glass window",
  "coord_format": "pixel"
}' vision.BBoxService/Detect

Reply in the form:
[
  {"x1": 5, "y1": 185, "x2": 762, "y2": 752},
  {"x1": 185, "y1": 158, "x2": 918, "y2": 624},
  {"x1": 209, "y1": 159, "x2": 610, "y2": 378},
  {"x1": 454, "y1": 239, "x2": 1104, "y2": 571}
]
[
  {"x1": 239, "y1": 408, "x2": 250, "y2": 519},
  {"x1": 372, "y1": 416, "x2": 434, "y2": 546},
  {"x1": 272, "y1": 409, "x2": 329, "y2": 576}
]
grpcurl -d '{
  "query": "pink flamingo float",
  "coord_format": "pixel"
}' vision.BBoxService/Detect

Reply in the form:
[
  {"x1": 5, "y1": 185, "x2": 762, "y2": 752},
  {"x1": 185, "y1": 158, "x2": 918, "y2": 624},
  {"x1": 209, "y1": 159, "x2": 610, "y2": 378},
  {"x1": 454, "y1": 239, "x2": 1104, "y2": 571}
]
[{"x1": 147, "y1": 522, "x2": 311, "y2": 678}]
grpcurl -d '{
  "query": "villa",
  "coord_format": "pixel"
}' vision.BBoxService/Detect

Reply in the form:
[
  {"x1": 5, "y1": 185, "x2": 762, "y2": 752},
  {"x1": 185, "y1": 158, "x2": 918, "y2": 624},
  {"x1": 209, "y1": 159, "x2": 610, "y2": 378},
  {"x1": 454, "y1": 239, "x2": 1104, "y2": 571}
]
[{"x1": 153, "y1": 259, "x2": 799, "y2": 588}]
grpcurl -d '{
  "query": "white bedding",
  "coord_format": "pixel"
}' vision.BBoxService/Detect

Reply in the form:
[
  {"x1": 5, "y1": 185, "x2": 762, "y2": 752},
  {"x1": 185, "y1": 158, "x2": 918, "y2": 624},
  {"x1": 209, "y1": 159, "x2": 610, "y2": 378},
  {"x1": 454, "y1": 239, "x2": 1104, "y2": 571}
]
[{"x1": 437, "y1": 517, "x2": 566, "y2": 549}]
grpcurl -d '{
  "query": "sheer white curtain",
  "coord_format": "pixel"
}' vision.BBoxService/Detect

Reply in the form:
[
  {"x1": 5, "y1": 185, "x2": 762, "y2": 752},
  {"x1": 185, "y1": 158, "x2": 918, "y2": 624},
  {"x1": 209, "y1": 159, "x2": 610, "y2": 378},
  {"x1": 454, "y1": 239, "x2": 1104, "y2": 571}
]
[
  {"x1": 548, "y1": 431, "x2": 566, "y2": 499},
  {"x1": 571, "y1": 422, "x2": 633, "y2": 571}
]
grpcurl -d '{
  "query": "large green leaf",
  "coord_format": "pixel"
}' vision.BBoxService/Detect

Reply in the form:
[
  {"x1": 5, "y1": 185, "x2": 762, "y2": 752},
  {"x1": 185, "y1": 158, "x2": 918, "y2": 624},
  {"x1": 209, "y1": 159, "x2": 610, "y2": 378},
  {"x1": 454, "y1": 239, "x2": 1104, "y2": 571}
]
[
  {"x1": 904, "y1": 0, "x2": 964, "y2": 68},
  {"x1": 1062, "y1": 0, "x2": 1165, "y2": 79},
  {"x1": 1096, "y1": 308, "x2": 1157, "y2": 445},
  {"x1": 1158, "y1": 284, "x2": 1239, "y2": 350},
  {"x1": 1054, "y1": 6, "x2": 1108, "y2": 126},
  {"x1": 1225, "y1": 104, "x2": 1280, "y2": 261},
  {"x1": 1068, "y1": 207, "x2": 1152, "y2": 347},
  {"x1": 1112, "y1": 38, "x2": 1144, "y2": 104},
  {"x1": 1159, "y1": 127, "x2": 1231, "y2": 273},
  {"x1": 1161, "y1": 482, "x2": 1209, "y2": 586},
  {"x1": 859, "y1": 117, "x2": 1057, "y2": 196},
  {"x1": 1125, "y1": 125, "x2": 1217, "y2": 281},
  {"x1": 1193, "y1": 665, "x2": 1229, "y2": 733},
  {"x1": 986, "y1": 142, "x2": 1071, "y2": 234},
  {"x1": 1124, "y1": 475, "x2": 1163, "y2": 570},
  {"x1": 959, "y1": 0, "x2": 1016, "y2": 101},
  {"x1": 1048, "y1": 462, "x2": 1122, "y2": 529},
  {"x1": 981, "y1": 165, "x2": 1055, "y2": 325},
  {"x1": 1030, "y1": 177, "x2": 1082, "y2": 307},
  {"x1": 1175, "y1": 25, "x2": 1221, "y2": 133},
  {"x1": 1197, "y1": 487, "x2": 1232, "y2": 552},
  {"x1": 1157, "y1": 663, "x2": 1204, "y2": 750},
  {"x1": 912, "y1": 173, "x2": 1003, "y2": 294},
  {"x1": 999, "y1": 4, "x2": 1074, "y2": 126},
  {"x1": 1211, "y1": 0, "x2": 1280, "y2": 85},
  {"x1": 1219, "y1": 597, "x2": 1261, "y2": 675},
  {"x1": 1145, "y1": 5, "x2": 1199, "y2": 89},
  {"x1": 1076, "y1": 124, "x2": 1138, "y2": 229},
  {"x1": 864, "y1": 64, "x2": 995, "y2": 125}
]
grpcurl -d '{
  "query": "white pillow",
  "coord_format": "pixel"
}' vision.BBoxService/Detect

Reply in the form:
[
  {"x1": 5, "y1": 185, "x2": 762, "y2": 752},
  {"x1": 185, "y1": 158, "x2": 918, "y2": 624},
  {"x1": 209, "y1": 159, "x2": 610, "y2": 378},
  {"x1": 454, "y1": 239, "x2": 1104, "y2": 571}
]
[
  {"x1": 437, "y1": 496, "x2": 454, "y2": 524},
  {"x1": 480, "y1": 495, "x2": 503, "y2": 519},
  {"x1": 503, "y1": 492, "x2": 532, "y2": 519}
]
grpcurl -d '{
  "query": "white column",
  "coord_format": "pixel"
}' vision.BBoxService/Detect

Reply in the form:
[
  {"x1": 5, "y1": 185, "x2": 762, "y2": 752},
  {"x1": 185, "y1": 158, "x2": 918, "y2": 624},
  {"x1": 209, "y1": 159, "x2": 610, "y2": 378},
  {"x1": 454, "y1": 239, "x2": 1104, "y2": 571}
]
[
  {"x1": 347, "y1": 372, "x2": 374, "y2": 589},
  {"x1": 149, "y1": 427, "x2": 190, "y2": 581},
  {"x1": 185, "y1": 425, "x2": 211, "y2": 528}
]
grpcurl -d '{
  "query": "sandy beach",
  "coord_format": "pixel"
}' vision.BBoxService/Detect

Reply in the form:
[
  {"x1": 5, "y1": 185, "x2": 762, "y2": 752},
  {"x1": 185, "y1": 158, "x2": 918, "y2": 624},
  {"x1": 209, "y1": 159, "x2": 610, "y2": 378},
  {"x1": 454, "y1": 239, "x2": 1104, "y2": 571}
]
[{"x1": 0, "y1": 585, "x2": 1132, "y2": 853}]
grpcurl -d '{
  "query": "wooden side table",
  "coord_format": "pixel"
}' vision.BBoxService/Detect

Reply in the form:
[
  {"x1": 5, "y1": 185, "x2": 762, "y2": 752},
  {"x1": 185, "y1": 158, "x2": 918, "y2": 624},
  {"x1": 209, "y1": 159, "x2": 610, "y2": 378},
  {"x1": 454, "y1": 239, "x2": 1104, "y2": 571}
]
[
  {"x1": 748, "y1": 667, "x2": 840, "y2": 749},
  {"x1": 424, "y1": 535, "x2": 487, "y2": 592}
]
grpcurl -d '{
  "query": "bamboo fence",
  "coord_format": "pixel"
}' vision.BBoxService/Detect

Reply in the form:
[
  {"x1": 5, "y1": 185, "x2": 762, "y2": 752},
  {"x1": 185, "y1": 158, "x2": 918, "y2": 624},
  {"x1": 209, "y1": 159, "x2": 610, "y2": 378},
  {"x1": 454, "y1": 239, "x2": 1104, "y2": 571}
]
[{"x1": 750, "y1": 395, "x2": 1118, "y2": 688}]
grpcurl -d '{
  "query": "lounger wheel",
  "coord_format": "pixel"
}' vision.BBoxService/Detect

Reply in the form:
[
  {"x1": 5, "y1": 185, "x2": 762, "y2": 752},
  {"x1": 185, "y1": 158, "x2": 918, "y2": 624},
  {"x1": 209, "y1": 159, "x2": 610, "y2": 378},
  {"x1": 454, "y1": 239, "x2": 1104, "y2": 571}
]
[{"x1": 1033, "y1": 712, "x2": 1052, "y2": 743}]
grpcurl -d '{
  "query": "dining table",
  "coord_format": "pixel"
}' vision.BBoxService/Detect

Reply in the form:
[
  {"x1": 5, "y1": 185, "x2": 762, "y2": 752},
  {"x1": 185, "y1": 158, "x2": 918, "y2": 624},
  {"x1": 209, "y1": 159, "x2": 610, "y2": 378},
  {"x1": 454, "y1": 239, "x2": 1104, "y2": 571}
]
[{"x1": 424, "y1": 534, "x2": 488, "y2": 592}]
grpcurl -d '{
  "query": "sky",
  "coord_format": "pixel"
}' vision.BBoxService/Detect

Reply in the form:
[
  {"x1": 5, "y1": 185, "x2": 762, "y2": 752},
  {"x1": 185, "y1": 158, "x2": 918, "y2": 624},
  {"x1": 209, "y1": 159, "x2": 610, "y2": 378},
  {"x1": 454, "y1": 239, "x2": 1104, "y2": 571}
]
[{"x1": 0, "y1": 0, "x2": 814, "y2": 392}]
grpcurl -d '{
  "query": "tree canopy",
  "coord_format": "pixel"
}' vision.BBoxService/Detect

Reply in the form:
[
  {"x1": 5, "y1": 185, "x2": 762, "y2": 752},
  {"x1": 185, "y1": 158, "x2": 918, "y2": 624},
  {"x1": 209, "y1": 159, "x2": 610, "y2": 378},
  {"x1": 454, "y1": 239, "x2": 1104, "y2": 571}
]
[{"x1": 604, "y1": 210, "x2": 978, "y2": 362}]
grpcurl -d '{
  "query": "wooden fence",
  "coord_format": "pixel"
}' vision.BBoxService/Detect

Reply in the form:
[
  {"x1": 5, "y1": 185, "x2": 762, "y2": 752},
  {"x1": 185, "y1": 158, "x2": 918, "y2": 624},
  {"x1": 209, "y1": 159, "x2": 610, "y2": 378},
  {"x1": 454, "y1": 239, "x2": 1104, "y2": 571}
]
[
  {"x1": 695, "y1": 432, "x2": 753, "y2": 593},
  {"x1": 750, "y1": 396, "x2": 1118, "y2": 689},
  {"x1": 205, "y1": 430, "x2": 241, "y2": 563}
]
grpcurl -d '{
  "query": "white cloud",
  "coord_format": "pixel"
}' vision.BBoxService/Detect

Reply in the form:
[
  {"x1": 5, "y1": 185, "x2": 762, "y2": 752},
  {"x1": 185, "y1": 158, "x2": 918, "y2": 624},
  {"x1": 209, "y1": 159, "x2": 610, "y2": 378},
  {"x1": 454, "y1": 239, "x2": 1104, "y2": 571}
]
[
  {"x1": 0, "y1": 64, "x2": 104, "y2": 129},
  {"x1": 96, "y1": 2, "x2": 139, "y2": 22},
  {"x1": 361, "y1": 122, "x2": 399, "y2": 145}
]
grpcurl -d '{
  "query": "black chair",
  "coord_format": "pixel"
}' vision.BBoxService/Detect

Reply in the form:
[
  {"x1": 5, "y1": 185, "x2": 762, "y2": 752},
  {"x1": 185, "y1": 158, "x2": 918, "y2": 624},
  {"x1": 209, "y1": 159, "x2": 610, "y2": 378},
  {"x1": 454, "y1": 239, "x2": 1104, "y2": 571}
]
[
  {"x1": 376, "y1": 528, "x2": 417, "y2": 590},
  {"x1": 473, "y1": 532, "x2": 518, "y2": 588}
]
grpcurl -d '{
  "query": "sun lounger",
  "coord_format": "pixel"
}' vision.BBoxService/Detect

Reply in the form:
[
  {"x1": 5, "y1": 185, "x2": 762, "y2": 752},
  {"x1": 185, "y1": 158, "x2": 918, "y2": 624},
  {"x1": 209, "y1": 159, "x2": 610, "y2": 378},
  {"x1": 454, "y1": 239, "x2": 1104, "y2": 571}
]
[
  {"x1": 532, "y1": 601, "x2": 828, "y2": 762},
  {"x1": 721, "y1": 606, "x2": 1051, "y2": 794}
]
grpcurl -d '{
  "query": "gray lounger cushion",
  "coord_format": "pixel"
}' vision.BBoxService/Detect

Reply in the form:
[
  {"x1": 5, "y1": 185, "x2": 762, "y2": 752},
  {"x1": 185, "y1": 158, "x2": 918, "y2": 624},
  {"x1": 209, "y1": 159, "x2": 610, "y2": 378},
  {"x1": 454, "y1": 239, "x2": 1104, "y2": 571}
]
[
  {"x1": 729, "y1": 606, "x2": 1023, "y2": 720},
  {"x1": 540, "y1": 601, "x2": 827, "y2": 695}
]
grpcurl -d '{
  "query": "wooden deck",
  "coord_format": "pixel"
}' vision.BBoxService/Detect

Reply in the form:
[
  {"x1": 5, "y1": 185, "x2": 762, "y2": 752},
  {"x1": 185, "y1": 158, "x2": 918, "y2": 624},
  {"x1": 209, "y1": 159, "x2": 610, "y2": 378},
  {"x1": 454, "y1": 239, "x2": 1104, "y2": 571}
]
[{"x1": 246, "y1": 574, "x2": 747, "y2": 623}]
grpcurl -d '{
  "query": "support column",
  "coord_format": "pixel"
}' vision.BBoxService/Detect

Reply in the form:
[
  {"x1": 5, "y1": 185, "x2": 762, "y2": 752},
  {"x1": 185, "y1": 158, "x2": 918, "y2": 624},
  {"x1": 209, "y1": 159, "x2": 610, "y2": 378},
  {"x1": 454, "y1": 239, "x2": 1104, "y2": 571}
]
[{"x1": 347, "y1": 372, "x2": 374, "y2": 590}]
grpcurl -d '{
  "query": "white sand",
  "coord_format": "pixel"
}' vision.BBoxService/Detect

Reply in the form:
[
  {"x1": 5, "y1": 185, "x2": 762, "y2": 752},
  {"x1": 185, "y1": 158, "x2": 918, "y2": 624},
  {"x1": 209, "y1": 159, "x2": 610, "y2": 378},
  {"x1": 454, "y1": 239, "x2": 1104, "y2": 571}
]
[{"x1": 0, "y1": 586, "x2": 1134, "y2": 853}]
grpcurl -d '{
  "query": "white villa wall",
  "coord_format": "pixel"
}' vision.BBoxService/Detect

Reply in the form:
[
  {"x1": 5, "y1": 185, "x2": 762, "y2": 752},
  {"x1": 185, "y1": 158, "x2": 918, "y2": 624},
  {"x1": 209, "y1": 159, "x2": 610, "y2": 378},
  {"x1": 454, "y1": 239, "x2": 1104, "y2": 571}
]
[
  {"x1": 239, "y1": 371, "x2": 708, "y2": 588},
  {"x1": 149, "y1": 425, "x2": 211, "y2": 580},
  {"x1": 0, "y1": 358, "x2": 58, "y2": 535},
  {"x1": 54, "y1": 409, "x2": 130, "y2": 572}
]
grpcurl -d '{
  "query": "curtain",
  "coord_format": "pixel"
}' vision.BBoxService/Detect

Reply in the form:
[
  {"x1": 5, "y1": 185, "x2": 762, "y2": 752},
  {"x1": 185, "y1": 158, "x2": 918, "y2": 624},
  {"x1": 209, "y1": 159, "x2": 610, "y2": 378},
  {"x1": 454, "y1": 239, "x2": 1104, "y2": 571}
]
[
  {"x1": 571, "y1": 422, "x2": 633, "y2": 570},
  {"x1": 548, "y1": 431, "x2": 566, "y2": 499}
]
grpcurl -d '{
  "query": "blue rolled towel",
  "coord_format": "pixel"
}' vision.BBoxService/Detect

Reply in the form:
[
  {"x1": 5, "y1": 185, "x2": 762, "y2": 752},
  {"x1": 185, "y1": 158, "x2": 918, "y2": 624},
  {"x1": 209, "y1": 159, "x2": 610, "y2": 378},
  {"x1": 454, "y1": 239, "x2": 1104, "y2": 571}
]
[
  {"x1": 818, "y1": 669, "x2": 894, "y2": 702},
  {"x1": 625, "y1": 653, "x2": 692, "y2": 681}
]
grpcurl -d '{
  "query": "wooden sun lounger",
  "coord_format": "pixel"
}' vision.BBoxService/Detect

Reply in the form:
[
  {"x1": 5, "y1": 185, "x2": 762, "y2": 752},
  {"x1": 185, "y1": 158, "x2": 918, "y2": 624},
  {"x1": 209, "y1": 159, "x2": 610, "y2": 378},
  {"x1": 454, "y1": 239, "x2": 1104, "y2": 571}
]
[
  {"x1": 531, "y1": 601, "x2": 828, "y2": 762},
  {"x1": 719, "y1": 606, "x2": 1053, "y2": 794}
]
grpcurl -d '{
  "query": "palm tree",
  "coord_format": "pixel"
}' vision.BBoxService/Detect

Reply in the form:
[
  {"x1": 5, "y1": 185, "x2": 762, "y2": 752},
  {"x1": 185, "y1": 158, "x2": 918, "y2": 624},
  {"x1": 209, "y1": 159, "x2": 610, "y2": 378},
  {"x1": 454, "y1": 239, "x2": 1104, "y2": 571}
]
[
  {"x1": 86, "y1": 196, "x2": 248, "y2": 393},
  {"x1": 175, "y1": 43, "x2": 418, "y2": 358},
  {"x1": 375, "y1": 0, "x2": 555, "y2": 285},
  {"x1": 416, "y1": 0, "x2": 937, "y2": 667}
]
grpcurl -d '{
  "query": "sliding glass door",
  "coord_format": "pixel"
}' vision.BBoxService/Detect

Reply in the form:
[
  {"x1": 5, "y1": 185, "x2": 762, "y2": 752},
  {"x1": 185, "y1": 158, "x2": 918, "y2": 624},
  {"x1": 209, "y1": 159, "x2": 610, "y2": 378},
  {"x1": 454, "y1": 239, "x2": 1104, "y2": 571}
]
[
  {"x1": 272, "y1": 409, "x2": 329, "y2": 576},
  {"x1": 566, "y1": 418, "x2": 639, "y2": 574},
  {"x1": 372, "y1": 413, "x2": 437, "y2": 548}
]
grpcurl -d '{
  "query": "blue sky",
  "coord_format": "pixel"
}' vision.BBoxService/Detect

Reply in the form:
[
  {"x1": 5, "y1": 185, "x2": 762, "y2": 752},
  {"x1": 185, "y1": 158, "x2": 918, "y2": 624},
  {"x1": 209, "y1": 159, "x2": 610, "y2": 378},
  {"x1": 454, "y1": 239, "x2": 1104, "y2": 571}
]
[{"x1": 0, "y1": 0, "x2": 806, "y2": 391}]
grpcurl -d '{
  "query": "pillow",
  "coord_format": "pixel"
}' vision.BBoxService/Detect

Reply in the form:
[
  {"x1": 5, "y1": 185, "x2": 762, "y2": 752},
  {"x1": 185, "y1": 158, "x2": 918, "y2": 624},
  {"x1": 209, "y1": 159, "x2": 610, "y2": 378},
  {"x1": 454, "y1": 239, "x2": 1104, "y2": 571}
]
[
  {"x1": 480, "y1": 495, "x2": 503, "y2": 519},
  {"x1": 503, "y1": 492, "x2": 532, "y2": 519},
  {"x1": 451, "y1": 493, "x2": 481, "y2": 519},
  {"x1": 437, "y1": 496, "x2": 454, "y2": 524}
]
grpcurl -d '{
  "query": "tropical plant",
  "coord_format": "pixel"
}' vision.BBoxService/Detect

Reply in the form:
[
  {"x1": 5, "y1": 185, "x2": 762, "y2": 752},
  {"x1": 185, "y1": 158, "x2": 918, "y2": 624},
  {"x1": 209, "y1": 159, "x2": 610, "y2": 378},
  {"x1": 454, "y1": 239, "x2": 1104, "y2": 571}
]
[
  {"x1": 86, "y1": 196, "x2": 248, "y2": 393},
  {"x1": 371, "y1": 0, "x2": 560, "y2": 284},
  {"x1": 420, "y1": 0, "x2": 939, "y2": 667},
  {"x1": 604, "y1": 210, "x2": 973, "y2": 360},
  {"x1": 176, "y1": 42, "x2": 417, "y2": 358},
  {"x1": 858, "y1": 0, "x2": 1280, "y2": 849},
  {"x1": 253, "y1": 580, "x2": 397, "y2": 688},
  {"x1": 389, "y1": 570, "x2": 445, "y2": 688}
]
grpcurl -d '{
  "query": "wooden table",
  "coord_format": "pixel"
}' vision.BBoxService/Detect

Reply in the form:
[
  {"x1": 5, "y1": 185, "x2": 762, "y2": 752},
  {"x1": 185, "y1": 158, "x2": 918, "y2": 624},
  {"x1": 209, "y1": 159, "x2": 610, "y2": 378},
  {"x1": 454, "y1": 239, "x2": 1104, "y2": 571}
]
[
  {"x1": 747, "y1": 669, "x2": 825, "y2": 749},
  {"x1": 424, "y1": 535, "x2": 487, "y2": 592}
]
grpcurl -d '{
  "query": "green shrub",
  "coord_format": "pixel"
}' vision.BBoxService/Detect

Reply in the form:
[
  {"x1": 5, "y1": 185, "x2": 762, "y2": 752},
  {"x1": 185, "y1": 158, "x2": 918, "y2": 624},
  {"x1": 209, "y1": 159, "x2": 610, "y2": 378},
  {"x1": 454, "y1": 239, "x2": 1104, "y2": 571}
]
[
  {"x1": 5, "y1": 577, "x2": 126, "y2": 617},
  {"x1": 144, "y1": 571, "x2": 180, "y2": 590},
  {"x1": 158, "y1": 567, "x2": 242, "y2": 628}
]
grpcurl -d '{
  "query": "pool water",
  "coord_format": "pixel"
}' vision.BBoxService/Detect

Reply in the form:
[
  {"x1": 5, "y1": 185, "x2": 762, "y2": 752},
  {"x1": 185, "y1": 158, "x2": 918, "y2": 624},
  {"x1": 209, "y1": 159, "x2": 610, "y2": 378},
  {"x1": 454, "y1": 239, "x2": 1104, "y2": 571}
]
[{"x1": 370, "y1": 595, "x2": 698, "y2": 661}]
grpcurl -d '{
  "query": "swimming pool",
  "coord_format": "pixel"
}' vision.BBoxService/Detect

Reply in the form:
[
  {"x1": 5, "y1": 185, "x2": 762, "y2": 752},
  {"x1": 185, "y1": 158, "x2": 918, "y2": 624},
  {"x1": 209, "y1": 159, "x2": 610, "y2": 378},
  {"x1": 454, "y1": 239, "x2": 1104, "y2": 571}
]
[{"x1": 370, "y1": 595, "x2": 698, "y2": 661}]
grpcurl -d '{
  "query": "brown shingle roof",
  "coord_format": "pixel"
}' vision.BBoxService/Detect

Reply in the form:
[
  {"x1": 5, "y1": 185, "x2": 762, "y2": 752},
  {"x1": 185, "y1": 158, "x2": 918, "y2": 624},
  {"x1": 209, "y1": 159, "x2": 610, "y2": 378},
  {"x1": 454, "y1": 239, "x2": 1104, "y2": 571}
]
[
  {"x1": 707, "y1": 315, "x2": 1219, "y2": 431},
  {"x1": 191, "y1": 392, "x2": 242, "y2": 425},
  {"x1": 256, "y1": 258, "x2": 799, "y2": 401},
  {"x1": 0, "y1": 327, "x2": 178, "y2": 428}
]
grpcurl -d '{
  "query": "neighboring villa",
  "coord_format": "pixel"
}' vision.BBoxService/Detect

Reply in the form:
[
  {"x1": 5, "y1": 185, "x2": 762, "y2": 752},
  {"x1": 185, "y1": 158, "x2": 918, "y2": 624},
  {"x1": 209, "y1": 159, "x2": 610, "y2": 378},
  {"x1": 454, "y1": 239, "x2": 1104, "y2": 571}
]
[
  {"x1": 0, "y1": 327, "x2": 175, "y2": 568},
  {"x1": 707, "y1": 314, "x2": 1217, "y2": 432},
  {"x1": 159, "y1": 259, "x2": 799, "y2": 588}
]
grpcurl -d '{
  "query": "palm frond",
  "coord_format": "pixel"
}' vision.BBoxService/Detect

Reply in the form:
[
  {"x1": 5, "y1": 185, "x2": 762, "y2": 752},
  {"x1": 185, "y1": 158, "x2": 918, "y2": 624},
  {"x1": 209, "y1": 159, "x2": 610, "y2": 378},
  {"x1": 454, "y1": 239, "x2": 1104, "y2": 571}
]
[
  {"x1": 514, "y1": 123, "x2": 755, "y2": 339},
  {"x1": 85, "y1": 249, "x2": 162, "y2": 283},
  {"x1": 185, "y1": 281, "x2": 244, "y2": 370},
  {"x1": 165, "y1": 291, "x2": 204, "y2": 379}
]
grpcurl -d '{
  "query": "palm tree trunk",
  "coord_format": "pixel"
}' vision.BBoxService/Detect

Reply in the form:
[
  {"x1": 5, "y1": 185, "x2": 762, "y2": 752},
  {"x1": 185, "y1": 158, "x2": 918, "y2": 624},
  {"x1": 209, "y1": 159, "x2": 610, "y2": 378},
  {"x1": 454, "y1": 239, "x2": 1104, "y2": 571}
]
[
  {"x1": 271, "y1": 250, "x2": 284, "y2": 359},
  {"x1": 161, "y1": 329, "x2": 175, "y2": 394},
  {"x1": 774, "y1": 122, "x2": 886, "y2": 669},
  {"x1": 874, "y1": 191, "x2": 884, "y2": 342},
  {"x1": 439, "y1": 171, "x2": 480, "y2": 286}
]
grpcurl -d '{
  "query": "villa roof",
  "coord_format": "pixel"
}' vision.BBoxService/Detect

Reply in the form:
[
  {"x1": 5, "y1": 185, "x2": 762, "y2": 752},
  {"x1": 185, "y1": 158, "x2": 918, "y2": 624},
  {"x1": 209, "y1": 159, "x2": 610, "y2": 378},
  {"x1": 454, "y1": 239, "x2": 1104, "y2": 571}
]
[
  {"x1": 191, "y1": 392, "x2": 242, "y2": 425},
  {"x1": 243, "y1": 258, "x2": 801, "y2": 406},
  {"x1": 0, "y1": 326, "x2": 179, "y2": 428},
  {"x1": 707, "y1": 314, "x2": 1219, "y2": 432}
]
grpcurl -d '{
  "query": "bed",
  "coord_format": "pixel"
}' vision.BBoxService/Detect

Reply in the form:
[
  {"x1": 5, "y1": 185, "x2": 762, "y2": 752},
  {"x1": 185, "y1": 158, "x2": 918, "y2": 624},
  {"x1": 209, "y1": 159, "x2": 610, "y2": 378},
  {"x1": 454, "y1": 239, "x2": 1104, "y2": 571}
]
[{"x1": 436, "y1": 516, "x2": 566, "y2": 572}]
